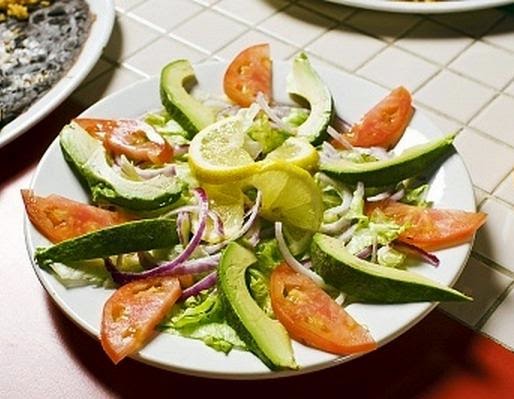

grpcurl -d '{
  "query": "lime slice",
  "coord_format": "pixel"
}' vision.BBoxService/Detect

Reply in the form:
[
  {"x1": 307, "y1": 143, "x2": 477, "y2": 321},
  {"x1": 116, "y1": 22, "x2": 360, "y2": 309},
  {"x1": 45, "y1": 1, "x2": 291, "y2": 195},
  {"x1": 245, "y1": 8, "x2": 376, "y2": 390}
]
[
  {"x1": 249, "y1": 161, "x2": 323, "y2": 231},
  {"x1": 189, "y1": 108, "x2": 260, "y2": 183},
  {"x1": 266, "y1": 136, "x2": 319, "y2": 170}
]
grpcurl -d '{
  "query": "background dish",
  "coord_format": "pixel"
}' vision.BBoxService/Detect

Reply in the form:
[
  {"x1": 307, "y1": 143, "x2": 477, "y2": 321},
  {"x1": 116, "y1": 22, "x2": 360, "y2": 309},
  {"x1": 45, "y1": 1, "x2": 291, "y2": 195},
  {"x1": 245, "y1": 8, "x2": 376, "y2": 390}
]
[
  {"x1": 0, "y1": 0, "x2": 115, "y2": 149},
  {"x1": 325, "y1": 0, "x2": 513, "y2": 14},
  {"x1": 25, "y1": 61, "x2": 476, "y2": 379}
]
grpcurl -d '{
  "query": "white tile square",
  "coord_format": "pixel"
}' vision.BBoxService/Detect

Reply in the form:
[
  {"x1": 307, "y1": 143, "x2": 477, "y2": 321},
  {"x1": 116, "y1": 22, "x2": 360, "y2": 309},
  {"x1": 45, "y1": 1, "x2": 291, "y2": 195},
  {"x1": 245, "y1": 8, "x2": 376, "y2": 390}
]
[
  {"x1": 431, "y1": 9, "x2": 504, "y2": 37},
  {"x1": 346, "y1": 10, "x2": 420, "y2": 42},
  {"x1": 114, "y1": 0, "x2": 145, "y2": 12},
  {"x1": 395, "y1": 20, "x2": 473, "y2": 65},
  {"x1": 171, "y1": 9, "x2": 247, "y2": 53},
  {"x1": 484, "y1": 16, "x2": 514, "y2": 53},
  {"x1": 215, "y1": 30, "x2": 298, "y2": 61},
  {"x1": 494, "y1": 172, "x2": 514, "y2": 206},
  {"x1": 454, "y1": 129, "x2": 514, "y2": 193},
  {"x1": 416, "y1": 106, "x2": 462, "y2": 135},
  {"x1": 298, "y1": 0, "x2": 354, "y2": 22},
  {"x1": 258, "y1": 5, "x2": 335, "y2": 48},
  {"x1": 415, "y1": 70, "x2": 495, "y2": 122},
  {"x1": 215, "y1": 0, "x2": 288, "y2": 25},
  {"x1": 72, "y1": 67, "x2": 144, "y2": 107},
  {"x1": 130, "y1": 0, "x2": 202, "y2": 32},
  {"x1": 449, "y1": 41, "x2": 514, "y2": 90},
  {"x1": 470, "y1": 94, "x2": 514, "y2": 147},
  {"x1": 124, "y1": 37, "x2": 207, "y2": 76},
  {"x1": 358, "y1": 46, "x2": 438, "y2": 91},
  {"x1": 481, "y1": 286, "x2": 514, "y2": 350},
  {"x1": 441, "y1": 257, "x2": 513, "y2": 327},
  {"x1": 104, "y1": 15, "x2": 161, "y2": 62},
  {"x1": 193, "y1": 0, "x2": 218, "y2": 5},
  {"x1": 475, "y1": 198, "x2": 514, "y2": 272},
  {"x1": 307, "y1": 25, "x2": 386, "y2": 71}
]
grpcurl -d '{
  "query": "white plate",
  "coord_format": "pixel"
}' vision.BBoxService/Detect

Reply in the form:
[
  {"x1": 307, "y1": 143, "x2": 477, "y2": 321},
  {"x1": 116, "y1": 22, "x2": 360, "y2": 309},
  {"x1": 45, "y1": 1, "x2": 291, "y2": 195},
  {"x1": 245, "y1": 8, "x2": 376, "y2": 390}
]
[
  {"x1": 25, "y1": 61, "x2": 476, "y2": 379},
  {"x1": 0, "y1": 0, "x2": 115, "y2": 148},
  {"x1": 326, "y1": 0, "x2": 513, "y2": 14}
]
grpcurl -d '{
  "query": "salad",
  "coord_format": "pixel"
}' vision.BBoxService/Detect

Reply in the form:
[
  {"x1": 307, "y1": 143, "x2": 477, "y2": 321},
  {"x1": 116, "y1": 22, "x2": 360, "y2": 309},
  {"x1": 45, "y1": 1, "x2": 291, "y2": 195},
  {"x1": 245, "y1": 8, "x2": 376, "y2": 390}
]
[{"x1": 24, "y1": 44, "x2": 486, "y2": 371}]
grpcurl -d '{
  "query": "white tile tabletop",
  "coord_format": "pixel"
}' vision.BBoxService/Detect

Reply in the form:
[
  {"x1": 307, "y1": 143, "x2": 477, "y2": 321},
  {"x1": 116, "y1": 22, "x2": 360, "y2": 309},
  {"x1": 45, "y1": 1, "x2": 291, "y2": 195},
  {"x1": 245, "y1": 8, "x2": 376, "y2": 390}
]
[{"x1": 77, "y1": 0, "x2": 514, "y2": 352}]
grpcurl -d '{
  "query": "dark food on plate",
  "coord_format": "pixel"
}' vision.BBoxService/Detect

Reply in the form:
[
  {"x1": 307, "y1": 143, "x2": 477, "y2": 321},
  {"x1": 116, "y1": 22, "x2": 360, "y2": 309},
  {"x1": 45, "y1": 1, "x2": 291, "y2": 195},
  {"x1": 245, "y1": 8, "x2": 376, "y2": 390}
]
[{"x1": 0, "y1": 0, "x2": 92, "y2": 129}]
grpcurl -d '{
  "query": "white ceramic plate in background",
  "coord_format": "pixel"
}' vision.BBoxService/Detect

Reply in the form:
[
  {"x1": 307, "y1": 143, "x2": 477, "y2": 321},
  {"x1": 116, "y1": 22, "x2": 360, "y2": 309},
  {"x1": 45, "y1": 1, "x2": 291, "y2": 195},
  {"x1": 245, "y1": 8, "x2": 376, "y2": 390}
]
[
  {"x1": 25, "y1": 61, "x2": 476, "y2": 379},
  {"x1": 326, "y1": 0, "x2": 513, "y2": 14},
  {"x1": 0, "y1": 0, "x2": 115, "y2": 148}
]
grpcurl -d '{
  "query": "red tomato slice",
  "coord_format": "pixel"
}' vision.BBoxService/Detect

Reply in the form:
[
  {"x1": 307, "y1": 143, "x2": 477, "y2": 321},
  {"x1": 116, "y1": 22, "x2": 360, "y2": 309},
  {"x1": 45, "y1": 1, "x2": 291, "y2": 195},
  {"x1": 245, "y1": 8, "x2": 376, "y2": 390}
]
[
  {"x1": 21, "y1": 190, "x2": 131, "y2": 243},
  {"x1": 366, "y1": 200, "x2": 487, "y2": 251},
  {"x1": 270, "y1": 263, "x2": 377, "y2": 356},
  {"x1": 74, "y1": 118, "x2": 173, "y2": 165},
  {"x1": 223, "y1": 43, "x2": 271, "y2": 107},
  {"x1": 334, "y1": 86, "x2": 413, "y2": 150},
  {"x1": 101, "y1": 276, "x2": 181, "y2": 364}
]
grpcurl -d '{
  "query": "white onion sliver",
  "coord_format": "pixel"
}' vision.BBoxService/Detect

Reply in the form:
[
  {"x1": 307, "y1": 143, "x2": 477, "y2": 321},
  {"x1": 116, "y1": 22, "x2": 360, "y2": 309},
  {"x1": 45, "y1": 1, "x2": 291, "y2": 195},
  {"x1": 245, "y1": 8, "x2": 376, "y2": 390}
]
[
  {"x1": 320, "y1": 216, "x2": 351, "y2": 235},
  {"x1": 275, "y1": 222, "x2": 327, "y2": 289},
  {"x1": 389, "y1": 188, "x2": 405, "y2": 201},
  {"x1": 255, "y1": 92, "x2": 294, "y2": 134},
  {"x1": 326, "y1": 126, "x2": 353, "y2": 150},
  {"x1": 366, "y1": 191, "x2": 392, "y2": 202},
  {"x1": 338, "y1": 224, "x2": 357, "y2": 244}
]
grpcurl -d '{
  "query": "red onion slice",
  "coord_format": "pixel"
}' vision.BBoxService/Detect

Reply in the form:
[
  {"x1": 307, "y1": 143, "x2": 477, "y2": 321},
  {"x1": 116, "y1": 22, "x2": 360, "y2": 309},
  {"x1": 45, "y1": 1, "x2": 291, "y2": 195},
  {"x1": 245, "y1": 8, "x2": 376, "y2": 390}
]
[
  {"x1": 275, "y1": 222, "x2": 327, "y2": 289},
  {"x1": 393, "y1": 241, "x2": 440, "y2": 267},
  {"x1": 180, "y1": 272, "x2": 217, "y2": 300},
  {"x1": 105, "y1": 188, "x2": 209, "y2": 284},
  {"x1": 356, "y1": 246, "x2": 372, "y2": 259},
  {"x1": 333, "y1": 114, "x2": 352, "y2": 133}
]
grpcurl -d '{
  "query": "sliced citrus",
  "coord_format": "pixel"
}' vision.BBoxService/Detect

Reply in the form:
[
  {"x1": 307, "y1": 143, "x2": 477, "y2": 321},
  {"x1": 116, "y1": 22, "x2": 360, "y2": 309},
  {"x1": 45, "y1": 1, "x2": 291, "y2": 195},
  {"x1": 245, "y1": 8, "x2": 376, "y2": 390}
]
[
  {"x1": 249, "y1": 161, "x2": 323, "y2": 231},
  {"x1": 266, "y1": 136, "x2": 319, "y2": 171}
]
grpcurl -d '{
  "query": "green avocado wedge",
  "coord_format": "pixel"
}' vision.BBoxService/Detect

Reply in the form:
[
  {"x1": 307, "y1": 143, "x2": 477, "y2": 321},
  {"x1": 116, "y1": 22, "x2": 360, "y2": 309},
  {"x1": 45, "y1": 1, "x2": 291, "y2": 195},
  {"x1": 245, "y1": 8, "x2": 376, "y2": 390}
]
[
  {"x1": 160, "y1": 59, "x2": 216, "y2": 138},
  {"x1": 287, "y1": 53, "x2": 333, "y2": 145},
  {"x1": 311, "y1": 234, "x2": 471, "y2": 303},
  {"x1": 60, "y1": 122, "x2": 184, "y2": 211},
  {"x1": 218, "y1": 242, "x2": 297, "y2": 370},
  {"x1": 35, "y1": 219, "x2": 178, "y2": 269},
  {"x1": 320, "y1": 134, "x2": 456, "y2": 186}
]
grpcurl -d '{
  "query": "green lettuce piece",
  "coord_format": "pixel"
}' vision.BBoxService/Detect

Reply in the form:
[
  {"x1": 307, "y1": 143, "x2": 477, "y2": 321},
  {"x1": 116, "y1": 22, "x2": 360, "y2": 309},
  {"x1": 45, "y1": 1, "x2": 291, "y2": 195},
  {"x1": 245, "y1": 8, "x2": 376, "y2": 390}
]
[
  {"x1": 145, "y1": 110, "x2": 189, "y2": 138},
  {"x1": 49, "y1": 260, "x2": 112, "y2": 288},
  {"x1": 255, "y1": 239, "x2": 283, "y2": 273},
  {"x1": 346, "y1": 219, "x2": 406, "y2": 255},
  {"x1": 282, "y1": 108, "x2": 309, "y2": 128},
  {"x1": 377, "y1": 245, "x2": 406, "y2": 268},
  {"x1": 247, "y1": 267, "x2": 274, "y2": 318},
  {"x1": 247, "y1": 113, "x2": 289, "y2": 154},
  {"x1": 345, "y1": 184, "x2": 366, "y2": 222},
  {"x1": 339, "y1": 150, "x2": 379, "y2": 164},
  {"x1": 401, "y1": 184, "x2": 431, "y2": 208},
  {"x1": 161, "y1": 291, "x2": 246, "y2": 354}
]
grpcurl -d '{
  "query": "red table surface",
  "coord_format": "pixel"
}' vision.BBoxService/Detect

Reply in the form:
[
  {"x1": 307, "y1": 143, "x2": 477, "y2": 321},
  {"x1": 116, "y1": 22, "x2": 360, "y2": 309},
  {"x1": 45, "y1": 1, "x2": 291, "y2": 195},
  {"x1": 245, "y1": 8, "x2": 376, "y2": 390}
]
[{"x1": 1, "y1": 103, "x2": 513, "y2": 398}]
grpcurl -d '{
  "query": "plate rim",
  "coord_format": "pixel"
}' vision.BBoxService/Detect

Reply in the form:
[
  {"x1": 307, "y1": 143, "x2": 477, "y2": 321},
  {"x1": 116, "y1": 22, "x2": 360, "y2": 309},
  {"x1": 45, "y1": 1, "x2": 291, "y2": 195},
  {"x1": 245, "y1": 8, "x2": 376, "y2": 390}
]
[
  {"x1": 0, "y1": 0, "x2": 116, "y2": 148},
  {"x1": 24, "y1": 61, "x2": 476, "y2": 379},
  {"x1": 324, "y1": 0, "x2": 514, "y2": 14}
]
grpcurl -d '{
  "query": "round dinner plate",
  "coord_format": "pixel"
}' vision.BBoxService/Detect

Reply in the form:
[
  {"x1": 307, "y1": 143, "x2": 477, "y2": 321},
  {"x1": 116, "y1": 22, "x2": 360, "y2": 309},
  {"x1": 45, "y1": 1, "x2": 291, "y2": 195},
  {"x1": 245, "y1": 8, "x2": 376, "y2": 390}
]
[
  {"x1": 0, "y1": 0, "x2": 115, "y2": 149},
  {"x1": 25, "y1": 60, "x2": 476, "y2": 379},
  {"x1": 325, "y1": 0, "x2": 513, "y2": 14}
]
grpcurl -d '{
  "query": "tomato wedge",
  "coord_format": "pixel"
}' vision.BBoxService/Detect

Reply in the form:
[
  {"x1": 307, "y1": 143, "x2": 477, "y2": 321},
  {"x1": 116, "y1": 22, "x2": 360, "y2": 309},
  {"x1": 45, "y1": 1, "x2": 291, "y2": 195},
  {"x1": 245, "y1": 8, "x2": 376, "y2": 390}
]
[
  {"x1": 101, "y1": 276, "x2": 181, "y2": 364},
  {"x1": 223, "y1": 43, "x2": 271, "y2": 107},
  {"x1": 334, "y1": 86, "x2": 413, "y2": 150},
  {"x1": 74, "y1": 118, "x2": 173, "y2": 165},
  {"x1": 270, "y1": 263, "x2": 377, "y2": 355},
  {"x1": 21, "y1": 190, "x2": 131, "y2": 243},
  {"x1": 366, "y1": 200, "x2": 487, "y2": 251}
]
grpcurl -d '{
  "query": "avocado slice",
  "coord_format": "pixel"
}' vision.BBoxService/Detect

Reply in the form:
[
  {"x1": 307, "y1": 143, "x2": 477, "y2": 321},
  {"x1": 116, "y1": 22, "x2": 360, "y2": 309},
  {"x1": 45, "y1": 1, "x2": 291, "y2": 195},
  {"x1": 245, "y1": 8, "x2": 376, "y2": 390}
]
[
  {"x1": 311, "y1": 233, "x2": 471, "y2": 303},
  {"x1": 218, "y1": 242, "x2": 297, "y2": 370},
  {"x1": 35, "y1": 219, "x2": 178, "y2": 269},
  {"x1": 287, "y1": 53, "x2": 333, "y2": 145},
  {"x1": 60, "y1": 122, "x2": 184, "y2": 211},
  {"x1": 320, "y1": 134, "x2": 456, "y2": 186},
  {"x1": 160, "y1": 59, "x2": 216, "y2": 138}
]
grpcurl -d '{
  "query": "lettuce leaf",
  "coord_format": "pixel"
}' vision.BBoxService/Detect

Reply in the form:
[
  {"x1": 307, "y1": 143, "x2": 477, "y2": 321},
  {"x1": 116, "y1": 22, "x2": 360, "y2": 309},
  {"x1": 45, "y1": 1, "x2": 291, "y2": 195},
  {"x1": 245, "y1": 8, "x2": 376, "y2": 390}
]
[
  {"x1": 247, "y1": 268, "x2": 274, "y2": 318},
  {"x1": 247, "y1": 113, "x2": 289, "y2": 154},
  {"x1": 377, "y1": 245, "x2": 406, "y2": 268}
]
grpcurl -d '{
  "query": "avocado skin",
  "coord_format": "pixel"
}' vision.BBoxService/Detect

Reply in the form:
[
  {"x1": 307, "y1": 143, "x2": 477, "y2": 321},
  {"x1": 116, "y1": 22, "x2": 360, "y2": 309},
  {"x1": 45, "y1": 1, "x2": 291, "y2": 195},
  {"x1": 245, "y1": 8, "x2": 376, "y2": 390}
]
[
  {"x1": 35, "y1": 219, "x2": 178, "y2": 268},
  {"x1": 321, "y1": 134, "x2": 456, "y2": 186},
  {"x1": 311, "y1": 234, "x2": 471, "y2": 303}
]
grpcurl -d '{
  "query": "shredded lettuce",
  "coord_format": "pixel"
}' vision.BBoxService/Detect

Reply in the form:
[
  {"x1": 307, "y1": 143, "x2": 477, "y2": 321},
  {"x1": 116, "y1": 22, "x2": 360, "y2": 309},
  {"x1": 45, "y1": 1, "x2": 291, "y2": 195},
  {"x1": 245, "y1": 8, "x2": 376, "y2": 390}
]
[
  {"x1": 161, "y1": 291, "x2": 246, "y2": 354},
  {"x1": 401, "y1": 184, "x2": 431, "y2": 208},
  {"x1": 49, "y1": 260, "x2": 112, "y2": 288},
  {"x1": 377, "y1": 245, "x2": 406, "y2": 268},
  {"x1": 346, "y1": 217, "x2": 406, "y2": 255},
  {"x1": 281, "y1": 108, "x2": 309, "y2": 128},
  {"x1": 247, "y1": 268, "x2": 274, "y2": 318},
  {"x1": 247, "y1": 113, "x2": 289, "y2": 154},
  {"x1": 145, "y1": 111, "x2": 189, "y2": 138},
  {"x1": 345, "y1": 184, "x2": 366, "y2": 222},
  {"x1": 255, "y1": 239, "x2": 283, "y2": 273}
]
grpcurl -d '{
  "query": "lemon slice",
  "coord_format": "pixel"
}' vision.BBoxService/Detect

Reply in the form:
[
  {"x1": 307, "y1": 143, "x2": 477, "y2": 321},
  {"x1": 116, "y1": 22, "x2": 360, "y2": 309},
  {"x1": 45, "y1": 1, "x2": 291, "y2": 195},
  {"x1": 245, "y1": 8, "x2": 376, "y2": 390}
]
[
  {"x1": 249, "y1": 161, "x2": 323, "y2": 232},
  {"x1": 266, "y1": 136, "x2": 319, "y2": 171},
  {"x1": 189, "y1": 107, "x2": 260, "y2": 183}
]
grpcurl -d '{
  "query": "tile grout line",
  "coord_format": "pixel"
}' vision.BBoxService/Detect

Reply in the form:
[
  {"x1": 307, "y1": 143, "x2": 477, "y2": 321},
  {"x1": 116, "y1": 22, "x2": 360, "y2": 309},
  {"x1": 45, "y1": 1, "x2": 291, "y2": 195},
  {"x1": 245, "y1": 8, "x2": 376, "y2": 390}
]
[{"x1": 475, "y1": 281, "x2": 514, "y2": 331}]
